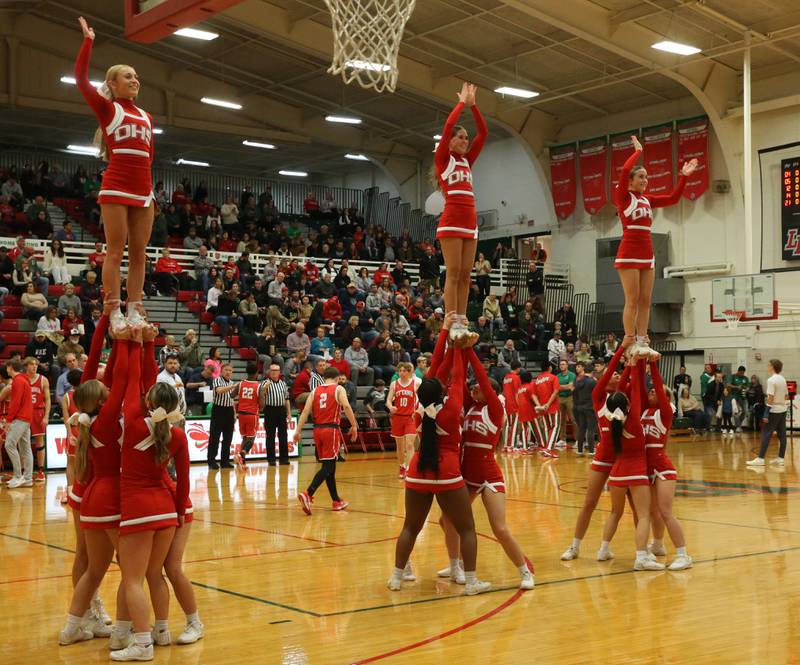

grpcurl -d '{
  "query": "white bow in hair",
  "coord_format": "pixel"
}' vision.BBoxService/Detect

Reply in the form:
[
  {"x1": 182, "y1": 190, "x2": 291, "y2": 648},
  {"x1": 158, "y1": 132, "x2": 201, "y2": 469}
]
[
  {"x1": 607, "y1": 408, "x2": 627, "y2": 422},
  {"x1": 416, "y1": 403, "x2": 443, "y2": 419},
  {"x1": 149, "y1": 407, "x2": 183, "y2": 424},
  {"x1": 77, "y1": 413, "x2": 93, "y2": 427},
  {"x1": 98, "y1": 82, "x2": 112, "y2": 99}
]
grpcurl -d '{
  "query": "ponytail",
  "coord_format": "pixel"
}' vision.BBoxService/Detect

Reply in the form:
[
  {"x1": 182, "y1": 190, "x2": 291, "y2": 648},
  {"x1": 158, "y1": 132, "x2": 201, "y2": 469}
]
[
  {"x1": 151, "y1": 419, "x2": 171, "y2": 466},
  {"x1": 92, "y1": 64, "x2": 130, "y2": 161},
  {"x1": 74, "y1": 419, "x2": 91, "y2": 483},
  {"x1": 415, "y1": 378, "x2": 444, "y2": 474},
  {"x1": 146, "y1": 382, "x2": 180, "y2": 466},
  {"x1": 610, "y1": 419, "x2": 624, "y2": 455},
  {"x1": 604, "y1": 391, "x2": 630, "y2": 456},
  {"x1": 72, "y1": 379, "x2": 106, "y2": 483}
]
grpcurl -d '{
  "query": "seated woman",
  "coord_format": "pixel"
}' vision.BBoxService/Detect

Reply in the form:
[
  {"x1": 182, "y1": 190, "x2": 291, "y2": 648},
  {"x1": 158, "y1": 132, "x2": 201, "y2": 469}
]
[
  {"x1": 21, "y1": 282, "x2": 48, "y2": 321},
  {"x1": 678, "y1": 387, "x2": 709, "y2": 431}
]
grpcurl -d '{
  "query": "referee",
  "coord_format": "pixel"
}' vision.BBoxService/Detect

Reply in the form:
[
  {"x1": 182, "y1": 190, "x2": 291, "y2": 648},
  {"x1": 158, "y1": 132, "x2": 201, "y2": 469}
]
[
  {"x1": 208, "y1": 363, "x2": 238, "y2": 469},
  {"x1": 263, "y1": 363, "x2": 291, "y2": 465}
]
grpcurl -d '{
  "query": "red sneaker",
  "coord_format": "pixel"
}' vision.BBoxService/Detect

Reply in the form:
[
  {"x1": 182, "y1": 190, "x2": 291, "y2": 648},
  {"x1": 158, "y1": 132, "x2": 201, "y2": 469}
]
[
  {"x1": 398, "y1": 466, "x2": 407, "y2": 480},
  {"x1": 35, "y1": 470, "x2": 45, "y2": 483},
  {"x1": 540, "y1": 448, "x2": 559, "y2": 459},
  {"x1": 332, "y1": 500, "x2": 349, "y2": 511},
  {"x1": 298, "y1": 491, "x2": 313, "y2": 515}
]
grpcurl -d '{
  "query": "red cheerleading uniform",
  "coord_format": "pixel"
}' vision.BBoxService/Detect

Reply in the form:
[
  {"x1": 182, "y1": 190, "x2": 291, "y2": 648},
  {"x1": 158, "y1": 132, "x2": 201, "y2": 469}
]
[
  {"x1": 434, "y1": 102, "x2": 488, "y2": 240},
  {"x1": 237, "y1": 379, "x2": 262, "y2": 438},
  {"x1": 590, "y1": 345, "x2": 627, "y2": 473},
  {"x1": 119, "y1": 341, "x2": 190, "y2": 535},
  {"x1": 461, "y1": 348, "x2": 506, "y2": 494},
  {"x1": 75, "y1": 38, "x2": 154, "y2": 208},
  {"x1": 502, "y1": 371, "x2": 521, "y2": 416},
  {"x1": 405, "y1": 338, "x2": 466, "y2": 494},
  {"x1": 641, "y1": 360, "x2": 677, "y2": 481},
  {"x1": 607, "y1": 359, "x2": 648, "y2": 487},
  {"x1": 390, "y1": 377, "x2": 419, "y2": 437},
  {"x1": 312, "y1": 383, "x2": 343, "y2": 461},
  {"x1": 65, "y1": 390, "x2": 79, "y2": 455},
  {"x1": 29, "y1": 374, "x2": 47, "y2": 437},
  {"x1": 163, "y1": 470, "x2": 194, "y2": 525},
  {"x1": 614, "y1": 148, "x2": 686, "y2": 270}
]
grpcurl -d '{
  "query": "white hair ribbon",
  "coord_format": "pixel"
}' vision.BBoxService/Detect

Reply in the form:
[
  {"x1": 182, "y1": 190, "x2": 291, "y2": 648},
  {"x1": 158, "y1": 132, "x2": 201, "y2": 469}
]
[
  {"x1": 77, "y1": 413, "x2": 93, "y2": 427},
  {"x1": 607, "y1": 408, "x2": 627, "y2": 422},
  {"x1": 98, "y1": 82, "x2": 112, "y2": 100},
  {"x1": 416, "y1": 403, "x2": 443, "y2": 420},
  {"x1": 149, "y1": 407, "x2": 183, "y2": 424}
]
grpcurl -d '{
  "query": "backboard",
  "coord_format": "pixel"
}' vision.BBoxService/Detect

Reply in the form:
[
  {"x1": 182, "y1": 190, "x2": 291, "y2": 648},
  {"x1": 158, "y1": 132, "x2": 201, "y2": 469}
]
[
  {"x1": 124, "y1": 0, "x2": 244, "y2": 43},
  {"x1": 710, "y1": 273, "x2": 778, "y2": 322}
]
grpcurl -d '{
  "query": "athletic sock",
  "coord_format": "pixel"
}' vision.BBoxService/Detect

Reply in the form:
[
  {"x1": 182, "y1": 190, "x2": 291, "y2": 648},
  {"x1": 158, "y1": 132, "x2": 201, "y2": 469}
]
[
  {"x1": 391, "y1": 567, "x2": 404, "y2": 581},
  {"x1": 65, "y1": 614, "x2": 83, "y2": 630},
  {"x1": 635, "y1": 550, "x2": 647, "y2": 561},
  {"x1": 571, "y1": 537, "x2": 582, "y2": 550},
  {"x1": 115, "y1": 620, "x2": 132, "y2": 633},
  {"x1": 134, "y1": 631, "x2": 152, "y2": 647},
  {"x1": 652, "y1": 538, "x2": 664, "y2": 549},
  {"x1": 518, "y1": 563, "x2": 530, "y2": 574},
  {"x1": 154, "y1": 619, "x2": 169, "y2": 632},
  {"x1": 186, "y1": 612, "x2": 200, "y2": 625},
  {"x1": 599, "y1": 540, "x2": 610, "y2": 552},
  {"x1": 676, "y1": 546, "x2": 687, "y2": 556},
  {"x1": 449, "y1": 558, "x2": 461, "y2": 572},
  {"x1": 464, "y1": 571, "x2": 477, "y2": 584}
]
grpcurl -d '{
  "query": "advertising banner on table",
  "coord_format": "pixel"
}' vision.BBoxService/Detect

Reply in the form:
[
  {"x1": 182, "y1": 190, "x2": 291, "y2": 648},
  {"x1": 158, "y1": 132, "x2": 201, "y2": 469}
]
[
  {"x1": 45, "y1": 416, "x2": 299, "y2": 470},
  {"x1": 643, "y1": 123, "x2": 675, "y2": 195},
  {"x1": 610, "y1": 131, "x2": 639, "y2": 191},
  {"x1": 677, "y1": 116, "x2": 710, "y2": 201},
  {"x1": 549, "y1": 143, "x2": 577, "y2": 220},
  {"x1": 579, "y1": 137, "x2": 608, "y2": 215}
]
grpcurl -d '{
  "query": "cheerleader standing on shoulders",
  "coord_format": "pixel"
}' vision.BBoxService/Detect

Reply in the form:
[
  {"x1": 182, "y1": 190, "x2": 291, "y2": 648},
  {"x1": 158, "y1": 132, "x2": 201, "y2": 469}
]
[
  {"x1": 433, "y1": 82, "x2": 487, "y2": 339},
  {"x1": 75, "y1": 16, "x2": 155, "y2": 331},
  {"x1": 599, "y1": 354, "x2": 664, "y2": 571},
  {"x1": 387, "y1": 361, "x2": 421, "y2": 479},
  {"x1": 438, "y1": 347, "x2": 534, "y2": 590},
  {"x1": 112, "y1": 329, "x2": 190, "y2": 661},
  {"x1": 614, "y1": 135, "x2": 697, "y2": 354},
  {"x1": 641, "y1": 359, "x2": 692, "y2": 571}
]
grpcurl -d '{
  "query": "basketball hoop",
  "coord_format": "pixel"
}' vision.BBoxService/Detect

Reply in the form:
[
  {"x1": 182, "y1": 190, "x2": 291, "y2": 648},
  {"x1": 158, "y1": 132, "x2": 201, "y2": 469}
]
[
  {"x1": 722, "y1": 309, "x2": 745, "y2": 329},
  {"x1": 324, "y1": 0, "x2": 416, "y2": 93}
]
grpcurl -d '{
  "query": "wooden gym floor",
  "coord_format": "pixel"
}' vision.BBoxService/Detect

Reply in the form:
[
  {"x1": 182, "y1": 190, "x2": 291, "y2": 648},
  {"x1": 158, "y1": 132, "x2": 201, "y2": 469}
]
[{"x1": 1, "y1": 431, "x2": 799, "y2": 665}]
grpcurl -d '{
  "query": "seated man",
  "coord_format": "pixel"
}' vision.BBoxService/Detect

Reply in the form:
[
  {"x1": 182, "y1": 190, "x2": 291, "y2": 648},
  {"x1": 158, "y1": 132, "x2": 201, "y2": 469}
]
[
  {"x1": 154, "y1": 248, "x2": 184, "y2": 296},
  {"x1": 185, "y1": 364, "x2": 215, "y2": 414},
  {"x1": 344, "y1": 337, "x2": 374, "y2": 386}
]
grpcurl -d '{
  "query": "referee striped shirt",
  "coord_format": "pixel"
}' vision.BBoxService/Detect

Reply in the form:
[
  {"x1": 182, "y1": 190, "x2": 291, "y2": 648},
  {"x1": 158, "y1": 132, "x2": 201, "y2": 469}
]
[
  {"x1": 212, "y1": 377, "x2": 236, "y2": 407},
  {"x1": 262, "y1": 378, "x2": 289, "y2": 407},
  {"x1": 310, "y1": 371, "x2": 324, "y2": 391}
]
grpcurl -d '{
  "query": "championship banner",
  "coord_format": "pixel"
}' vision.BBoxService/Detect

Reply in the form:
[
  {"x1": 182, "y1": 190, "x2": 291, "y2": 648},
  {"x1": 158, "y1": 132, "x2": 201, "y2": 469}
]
[
  {"x1": 549, "y1": 143, "x2": 577, "y2": 220},
  {"x1": 579, "y1": 136, "x2": 608, "y2": 215},
  {"x1": 677, "y1": 116, "x2": 710, "y2": 201},
  {"x1": 610, "y1": 131, "x2": 639, "y2": 191},
  {"x1": 643, "y1": 122, "x2": 675, "y2": 195},
  {"x1": 45, "y1": 416, "x2": 300, "y2": 470}
]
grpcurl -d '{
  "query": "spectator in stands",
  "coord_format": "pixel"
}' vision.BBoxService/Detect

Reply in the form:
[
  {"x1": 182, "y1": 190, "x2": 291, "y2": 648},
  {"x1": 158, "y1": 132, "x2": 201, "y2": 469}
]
[
  {"x1": 474, "y1": 253, "x2": 492, "y2": 299},
  {"x1": 576, "y1": 341, "x2": 592, "y2": 366},
  {"x1": 60, "y1": 308, "x2": 83, "y2": 339},
  {"x1": 42, "y1": 239, "x2": 70, "y2": 285},
  {"x1": 365, "y1": 284, "x2": 383, "y2": 316},
  {"x1": 345, "y1": 337, "x2": 374, "y2": 386},
  {"x1": 1, "y1": 176, "x2": 23, "y2": 209},
  {"x1": 56, "y1": 282, "x2": 82, "y2": 317},
  {"x1": 81, "y1": 306, "x2": 102, "y2": 351},
  {"x1": 25, "y1": 331, "x2": 55, "y2": 380},
  {"x1": 470, "y1": 316, "x2": 493, "y2": 351},
  {"x1": 304, "y1": 191, "x2": 320, "y2": 217},
  {"x1": 55, "y1": 353, "x2": 78, "y2": 401},
  {"x1": 0, "y1": 246, "x2": 13, "y2": 294},
  {"x1": 333, "y1": 266, "x2": 351, "y2": 290},
  {"x1": 215, "y1": 284, "x2": 245, "y2": 339},
  {"x1": 20, "y1": 282, "x2": 48, "y2": 320},
  {"x1": 672, "y1": 366, "x2": 692, "y2": 400},
  {"x1": 282, "y1": 350, "x2": 306, "y2": 387},
  {"x1": 557, "y1": 359, "x2": 576, "y2": 444},
  {"x1": 239, "y1": 292, "x2": 261, "y2": 333},
  {"x1": 389, "y1": 340, "x2": 410, "y2": 368},
  {"x1": 367, "y1": 338, "x2": 395, "y2": 382},
  {"x1": 237, "y1": 252, "x2": 255, "y2": 290},
  {"x1": 221, "y1": 195, "x2": 240, "y2": 233},
  {"x1": 287, "y1": 322, "x2": 311, "y2": 358},
  {"x1": 267, "y1": 272, "x2": 286, "y2": 304},
  {"x1": 602, "y1": 332, "x2": 619, "y2": 361},
  {"x1": 498, "y1": 292, "x2": 517, "y2": 330},
  {"x1": 36, "y1": 305, "x2": 62, "y2": 345},
  {"x1": 315, "y1": 272, "x2": 337, "y2": 300},
  {"x1": 57, "y1": 331, "x2": 84, "y2": 367},
  {"x1": 678, "y1": 387, "x2": 708, "y2": 431},
  {"x1": 497, "y1": 339, "x2": 520, "y2": 375},
  {"x1": 158, "y1": 335, "x2": 182, "y2": 366},
  {"x1": 591, "y1": 357, "x2": 606, "y2": 381},
  {"x1": 519, "y1": 300, "x2": 544, "y2": 343},
  {"x1": 561, "y1": 342, "x2": 577, "y2": 370},
  {"x1": 30, "y1": 210, "x2": 52, "y2": 239},
  {"x1": 311, "y1": 327, "x2": 335, "y2": 358},
  {"x1": 12, "y1": 259, "x2": 33, "y2": 295},
  {"x1": 729, "y1": 366, "x2": 750, "y2": 431},
  {"x1": 554, "y1": 303, "x2": 577, "y2": 330},
  {"x1": 365, "y1": 379, "x2": 388, "y2": 419},
  {"x1": 483, "y1": 293, "x2": 502, "y2": 331},
  {"x1": 703, "y1": 372, "x2": 725, "y2": 433},
  {"x1": 79, "y1": 271, "x2": 102, "y2": 311},
  {"x1": 746, "y1": 375, "x2": 766, "y2": 431},
  {"x1": 206, "y1": 277, "x2": 224, "y2": 316},
  {"x1": 176, "y1": 329, "x2": 202, "y2": 375},
  {"x1": 373, "y1": 262, "x2": 392, "y2": 286},
  {"x1": 0, "y1": 196, "x2": 14, "y2": 227},
  {"x1": 256, "y1": 327, "x2": 284, "y2": 374},
  {"x1": 54, "y1": 220, "x2": 75, "y2": 242},
  {"x1": 7, "y1": 236, "x2": 26, "y2": 263},
  {"x1": 290, "y1": 360, "x2": 313, "y2": 407},
  {"x1": 154, "y1": 248, "x2": 184, "y2": 296},
  {"x1": 204, "y1": 347, "x2": 223, "y2": 379},
  {"x1": 389, "y1": 260, "x2": 410, "y2": 287},
  {"x1": 547, "y1": 330, "x2": 566, "y2": 366},
  {"x1": 183, "y1": 226, "x2": 203, "y2": 250},
  {"x1": 25, "y1": 195, "x2": 49, "y2": 225},
  {"x1": 172, "y1": 183, "x2": 188, "y2": 207},
  {"x1": 353, "y1": 267, "x2": 370, "y2": 294},
  {"x1": 390, "y1": 308, "x2": 411, "y2": 337},
  {"x1": 185, "y1": 364, "x2": 214, "y2": 413},
  {"x1": 157, "y1": 354, "x2": 187, "y2": 419},
  {"x1": 319, "y1": 191, "x2": 337, "y2": 219}
]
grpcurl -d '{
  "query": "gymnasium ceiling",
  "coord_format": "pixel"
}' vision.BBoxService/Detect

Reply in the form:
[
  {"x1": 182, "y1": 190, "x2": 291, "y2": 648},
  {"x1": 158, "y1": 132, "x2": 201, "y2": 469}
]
[{"x1": 2, "y1": 0, "x2": 800, "y2": 176}]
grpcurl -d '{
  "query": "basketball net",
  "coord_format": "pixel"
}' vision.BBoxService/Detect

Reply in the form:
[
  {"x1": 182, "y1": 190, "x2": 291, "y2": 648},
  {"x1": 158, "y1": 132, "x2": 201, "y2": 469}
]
[
  {"x1": 324, "y1": 0, "x2": 416, "y2": 93},
  {"x1": 722, "y1": 309, "x2": 745, "y2": 330}
]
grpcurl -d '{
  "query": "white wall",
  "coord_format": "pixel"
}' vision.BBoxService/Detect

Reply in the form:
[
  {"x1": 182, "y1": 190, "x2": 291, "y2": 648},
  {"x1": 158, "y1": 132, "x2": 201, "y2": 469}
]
[{"x1": 322, "y1": 166, "x2": 402, "y2": 200}]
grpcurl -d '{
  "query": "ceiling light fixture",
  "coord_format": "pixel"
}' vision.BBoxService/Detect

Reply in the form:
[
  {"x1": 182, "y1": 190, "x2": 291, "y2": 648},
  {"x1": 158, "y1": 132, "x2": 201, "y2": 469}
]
[
  {"x1": 433, "y1": 134, "x2": 442, "y2": 140},
  {"x1": 494, "y1": 86, "x2": 539, "y2": 99},
  {"x1": 345, "y1": 60, "x2": 391, "y2": 72},
  {"x1": 345, "y1": 153, "x2": 369, "y2": 161},
  {"x1": 651, "y1": 40, "x2": 701, "y2": 56},
  {"x1": 153, "y1": 128, "x2": 164, "y2": 135},
  {"x1": 61, "y1": 75, "x2": 103, "y2": 88},
  {"x1": 279, "y1": 170, "x2": 308, "y2": 177},
  {"x1": 325, "y1": 115, "x2": 362, "y2": 125},
  {"x1": 174, "y1": 27, "x2": 219, "y2": 41},
  {"x1": 242, "y1": 140, "x2": 276, "y2": 149},
  {"x1": 66, "y1": 144, "x2": 99, "y2": 156},
  {"x1": 201, "y1": 97, "x2": 242, "y2": 110},
  {"x1": 176, "y1": 158, "x2": 210, "y2": 167}
]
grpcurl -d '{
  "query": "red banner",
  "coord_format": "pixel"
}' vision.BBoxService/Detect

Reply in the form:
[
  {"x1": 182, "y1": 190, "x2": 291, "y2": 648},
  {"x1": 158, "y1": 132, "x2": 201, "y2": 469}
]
[
  {"x1": 579, "y1": 137, "x2": 608, "y2": 215},
  {"x1": 643, "y1": 123, "x2": 674, "y2": 195},
  {"x1": 610, "y1": 131, "x2": 639, "y2": 191},
  {"x1": 677, "y1": 116, "x2": 709, "y2": 201},
  {"x1": 549, "y1": 144, "x2": 577, "y2": 220}
]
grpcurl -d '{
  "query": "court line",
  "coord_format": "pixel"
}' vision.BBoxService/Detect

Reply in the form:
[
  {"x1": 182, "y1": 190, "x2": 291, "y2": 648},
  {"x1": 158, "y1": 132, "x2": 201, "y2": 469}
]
[
  {"x1": 190, "y1": 581, "x2": 322, "y2": 617},
  {"x1": 0, "y1": 572, "x2": 74, "y2": 586},
  {"x1": 206, "y1": 520, "x2": 341, "y2": 545},
  {"x1": 350, "y1": 590, "x2": 525, "y2": 665},
  {"x1": 0, "y1": 531, "x2": 75, "y2": 554}
]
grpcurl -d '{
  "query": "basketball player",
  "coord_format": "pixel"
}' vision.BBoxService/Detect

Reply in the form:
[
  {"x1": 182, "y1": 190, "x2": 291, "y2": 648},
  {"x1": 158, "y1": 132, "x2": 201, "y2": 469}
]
[
  {"x1": 294, "y1": 367, "x2": 358, "y2": 515},
  {"x1": 75, "y1": 16, "x2": 155, "y2": 331},
  {"x1": 235, "y1": 362, "x2": 262, "y2": 468},
  {"x1": 24, "y1": 357, "x2": 49, "y2": 482},
  {"x1": 434, "y1": 82, "x2": 488, "y2": 339},
  {"x1": 515, "y1": 371, "x2": 537, "y2": 452},
  {"x1": 615, "y1": 135, "x2": 697, "y2": 354},
  {"x1": 387, "y1": 361, "x2": 420, "y2": 479},
  {"x1": 502, "y1": 361, "x2": 522, "y2": 451},
  {"x1": 532, "y1": 362, "x2": 560, "y2": 458},
  {"x1": 438, "y1": 347, "x2": 534, "y2": 590}
]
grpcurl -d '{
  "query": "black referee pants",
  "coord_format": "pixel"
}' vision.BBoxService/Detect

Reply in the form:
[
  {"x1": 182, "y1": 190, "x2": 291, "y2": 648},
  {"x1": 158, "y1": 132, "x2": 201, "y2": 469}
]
[
  {"x1": 208, "y1": 404, "x2": 235, "y2": 466},
  {"x1": 264, "y1": 405, "x2": 289, "y2": 464}
]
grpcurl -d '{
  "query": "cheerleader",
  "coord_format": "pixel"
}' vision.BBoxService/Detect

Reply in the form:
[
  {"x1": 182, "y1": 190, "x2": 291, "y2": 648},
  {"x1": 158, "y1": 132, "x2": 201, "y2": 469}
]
[
  {"x1": 614, "y1": 135, "x2": 697, "y2": 352},
  {"x1": 641, "y1": 359, "x2": 692, "y2": 571},
  {"x1": 75, "y1": 16, "x2": 155, "y2": 331},
  {"x1": 388, "y1": 330, "x2": 491, "y2": 596},
  {"x1": 60, "y1": 368, "x2": 82, "y2": 503},
  {"x1": 387, "y1": 361, "x2": 421, "y2": 479},
  {"x1": 599, "y1": 355, "x2": 664, "y2": 571},
  {"x1": 112, "y1": 330, "x2": 190, "y2": 661},
  {"x1": 438, "y1": 348, "x2": 534, "y2": 590},
  {"x1": 434, "y1": 82, "x2": 487, "y2": 338},
  {"x1": 561, "y1": 342, "x2": 630, "y2": 561}
]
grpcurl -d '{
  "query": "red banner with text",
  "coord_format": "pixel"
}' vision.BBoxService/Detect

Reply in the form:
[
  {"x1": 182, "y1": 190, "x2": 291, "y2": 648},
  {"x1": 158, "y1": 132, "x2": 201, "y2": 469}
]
[
  {"x1": 643, "y1": 123, "x2": 675, "y2": 195},
  {"x1": 579, "y1": 137, "x2": 608, "y2": 215},
  {"x1": 677, "y1": 116, "x2": 709, "y2": 201},
  {"x1": 610, "y1": 131, "x2": 639, "y2": 194},
  {"x1": 549, "y1": 144, "x2": 577, "y2": 220}
]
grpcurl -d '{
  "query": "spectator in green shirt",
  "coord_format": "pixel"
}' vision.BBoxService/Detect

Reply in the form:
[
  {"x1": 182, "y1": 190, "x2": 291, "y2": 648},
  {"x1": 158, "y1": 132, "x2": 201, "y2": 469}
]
[
  {"x1": 557, "y1": 359, "x2": 576, "y2": 445},
  {"x1": 729, "y1": 365, "x2": 750, "y2": 431},
  {"x1": 699, "y1": 364, "x2": 715, "y2": 400}
]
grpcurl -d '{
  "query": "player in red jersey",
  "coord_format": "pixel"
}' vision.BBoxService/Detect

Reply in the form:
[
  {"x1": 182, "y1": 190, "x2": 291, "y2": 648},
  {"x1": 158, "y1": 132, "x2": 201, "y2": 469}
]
[
  {"x1": 75, "y1": 16, "x2": 155, "y2": 331},
  {"x1": 515, "y1": 371, "x2": 538, "y2": 452},
  {"x1": 438, "y1": 348, "x2": 534, "y2": 590},
  {"x1": 235, "y1": 362, "x2": 263, "y2": 468},
  {"x1": 615, "y1": 135, "x2": 697, "y2": 353},
  {"x1": 598, "y1": 354, "x2": 664, "y2": 571},
  {"x1": 532, "y1": 362, "x2": 561, "y2": 458},
  {"x1": 24, "y1": 357, "x2": 50, "y2": 482},
  {"x1": 387, "y1": 361, "x2": 421, "y2": 479},
  {"x1": 501, "y1": 361, "x2": 522, "y2": 451},
  {"x1": 294, "y1": 367, "x2": 358, "y2": 514},
  {"x1": 388, "y1": 327, "x2": 491, "y2": 596},
  {"x1": 434, "y1": 82, "x2": 488, "y2": 338},
  {"x1": 640, "y1": 359, "x2": 692, "y2": 571}
]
